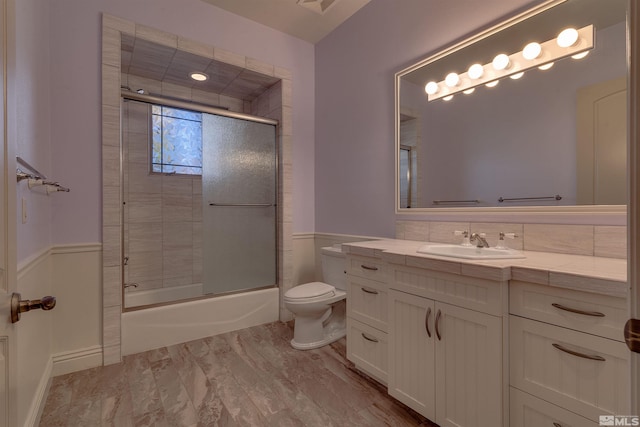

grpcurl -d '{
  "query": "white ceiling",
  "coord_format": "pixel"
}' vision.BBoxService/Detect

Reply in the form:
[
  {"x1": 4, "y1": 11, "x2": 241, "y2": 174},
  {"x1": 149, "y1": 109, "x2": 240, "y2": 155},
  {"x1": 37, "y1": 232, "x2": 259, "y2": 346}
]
[{"x1": 200, "y1": 0, "x2": 371, "y2": 44}]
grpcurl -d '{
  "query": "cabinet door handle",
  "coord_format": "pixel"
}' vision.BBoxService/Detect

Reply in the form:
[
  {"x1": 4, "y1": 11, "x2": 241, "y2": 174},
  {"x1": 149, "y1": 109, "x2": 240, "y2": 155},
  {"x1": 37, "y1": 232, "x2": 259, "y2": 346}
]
[
  {"x1": 553, "y1": 423, "x2": 562, "y2": 427},
  {"x1": 551, "y1": 343, "x2": 606, "y2": 361},
  {"x1": 362, "y1": 332, "x2": 379, "y2": 343},
  {"x1": 435, "y1": 309, "x2": 442, "y2": 341},
  {"x1": 361, "y1": 264, "x2": 378, "y2": 271},
  {"x1": 551, "y1": 303, "x2": 605, "y2": 317},
  {"x1": 361, "y1": 287, "x2": 379, "y2": 295},
  {"x1": 425, "y1": 307, "x2": 432, "y2": 338}
]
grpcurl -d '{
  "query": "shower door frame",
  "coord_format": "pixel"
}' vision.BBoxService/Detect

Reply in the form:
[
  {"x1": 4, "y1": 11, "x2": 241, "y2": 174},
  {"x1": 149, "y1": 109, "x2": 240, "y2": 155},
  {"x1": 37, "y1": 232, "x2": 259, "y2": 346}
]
[{"x1": 120, "y1": 92, "x2": 279, "y2": 305}]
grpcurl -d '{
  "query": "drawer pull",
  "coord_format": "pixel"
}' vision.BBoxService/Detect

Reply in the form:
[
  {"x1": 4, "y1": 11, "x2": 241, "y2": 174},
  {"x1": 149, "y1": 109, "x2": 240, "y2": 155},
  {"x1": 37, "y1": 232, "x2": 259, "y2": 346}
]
[
  {"x1": 362, "y1": 332, "x2": 379, "y2": 343},
  {"x1": 551, "y1": 343, "x2": 606, "y2": 361},
  {"x1": 361, "y1": 264, "x2": 379, "y2": 271},
  {"x1": 361, "y1": 287, "x2": 379, "y2": 295},
  {"x1": 435, "y1": 309, "x2": 442, "y2": 341},
  {"x1": 425, "y1": 307, "x2": 432, "y2": 338},
  {"x1": 553, "y1": 423, "x2": 562, "y2": 427},
  {"x1": 551, "y1": 303, "x2": 605, "y2": 317}
]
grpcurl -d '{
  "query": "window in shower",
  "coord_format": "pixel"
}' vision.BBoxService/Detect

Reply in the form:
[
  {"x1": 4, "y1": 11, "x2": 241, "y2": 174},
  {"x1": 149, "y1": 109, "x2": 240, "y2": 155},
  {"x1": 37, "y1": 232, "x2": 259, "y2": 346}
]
[{"x1": 151, "y1": 104, "x2": 203, "y2": 175}]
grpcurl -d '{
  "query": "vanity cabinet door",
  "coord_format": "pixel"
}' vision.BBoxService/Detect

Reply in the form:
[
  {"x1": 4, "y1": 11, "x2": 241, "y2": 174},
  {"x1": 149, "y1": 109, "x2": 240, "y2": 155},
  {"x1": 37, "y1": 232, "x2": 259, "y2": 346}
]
[
  {"x1": 388, "y1": 289, "x2": 436, "y2": 420},
  {"x1": 388, "y1": 290, "x2": 503, "y2": 427},
  {"x1": 435, "y1": 301, "x2": 503, "y2": 427}
]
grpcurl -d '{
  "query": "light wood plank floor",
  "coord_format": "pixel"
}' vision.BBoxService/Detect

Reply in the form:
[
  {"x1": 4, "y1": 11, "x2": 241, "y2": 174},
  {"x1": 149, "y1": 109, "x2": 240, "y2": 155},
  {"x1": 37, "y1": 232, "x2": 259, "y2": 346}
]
[{"x1": 39, "y1": 322, "x2": 437, "y2": 427}]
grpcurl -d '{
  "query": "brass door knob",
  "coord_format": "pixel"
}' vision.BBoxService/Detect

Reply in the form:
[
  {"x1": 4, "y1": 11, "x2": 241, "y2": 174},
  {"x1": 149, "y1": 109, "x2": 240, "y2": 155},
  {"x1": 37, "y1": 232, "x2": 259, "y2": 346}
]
[{"x1": 11, "y1": 293, "x2": 57, "y2": 323}]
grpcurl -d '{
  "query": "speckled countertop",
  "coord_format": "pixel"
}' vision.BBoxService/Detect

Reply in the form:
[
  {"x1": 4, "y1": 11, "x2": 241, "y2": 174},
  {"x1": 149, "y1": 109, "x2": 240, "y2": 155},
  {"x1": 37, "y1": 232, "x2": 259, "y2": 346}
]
[{"x1": 342, "y1": 239, "x2": 628, "y2": 298}]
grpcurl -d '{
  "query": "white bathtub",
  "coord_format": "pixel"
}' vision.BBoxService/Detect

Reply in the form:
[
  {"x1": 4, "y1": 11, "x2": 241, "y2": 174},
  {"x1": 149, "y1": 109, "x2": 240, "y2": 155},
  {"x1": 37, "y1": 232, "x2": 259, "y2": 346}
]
[
  {"x1": 122, "y1": 287, "x2": 280, "y2": 355},
  {"x1": 124, "y1": 282, "x2": 204, "y2": 308}
]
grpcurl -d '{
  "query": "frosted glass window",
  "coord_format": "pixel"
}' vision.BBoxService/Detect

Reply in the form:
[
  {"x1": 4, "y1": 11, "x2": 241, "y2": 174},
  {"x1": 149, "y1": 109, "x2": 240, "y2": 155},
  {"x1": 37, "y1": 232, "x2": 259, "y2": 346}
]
[{"x1": 151, "y1": 105, "x2": 203, "y2": 175}]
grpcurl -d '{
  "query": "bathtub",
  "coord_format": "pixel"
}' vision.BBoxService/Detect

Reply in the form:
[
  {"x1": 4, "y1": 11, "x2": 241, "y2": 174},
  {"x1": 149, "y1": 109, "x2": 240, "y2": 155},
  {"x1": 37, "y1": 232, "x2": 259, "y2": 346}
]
[
  {"x1": 122, "y1": 287, "x2": 280, "y2": 355},
  {"x1": 124, "y1": 282, "x2": 204, "y2": 308}
]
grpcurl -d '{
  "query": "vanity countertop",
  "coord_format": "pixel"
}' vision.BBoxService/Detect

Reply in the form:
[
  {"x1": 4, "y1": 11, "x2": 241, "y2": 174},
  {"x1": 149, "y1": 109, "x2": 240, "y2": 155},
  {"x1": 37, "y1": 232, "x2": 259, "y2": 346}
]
[{"x1": 342, "y1": 239, "x2": 628, "y2": 298}]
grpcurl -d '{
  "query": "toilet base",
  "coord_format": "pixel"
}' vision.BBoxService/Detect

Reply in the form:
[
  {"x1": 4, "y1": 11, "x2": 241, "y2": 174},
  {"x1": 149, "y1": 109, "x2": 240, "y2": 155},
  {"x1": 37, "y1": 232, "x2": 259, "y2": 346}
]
[
  {"x1": 290, "y1": 328, "x2": 346, "y2": 350},
  {"x1": 289, "y1": 300, "x2": 346, "y2": 350}
]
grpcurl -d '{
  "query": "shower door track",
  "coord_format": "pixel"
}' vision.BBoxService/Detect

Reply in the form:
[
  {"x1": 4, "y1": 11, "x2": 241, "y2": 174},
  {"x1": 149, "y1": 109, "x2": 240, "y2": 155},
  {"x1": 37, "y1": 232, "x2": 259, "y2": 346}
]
[{"x1": 121, "y1": 90, "x2": 278, "y2": 126}]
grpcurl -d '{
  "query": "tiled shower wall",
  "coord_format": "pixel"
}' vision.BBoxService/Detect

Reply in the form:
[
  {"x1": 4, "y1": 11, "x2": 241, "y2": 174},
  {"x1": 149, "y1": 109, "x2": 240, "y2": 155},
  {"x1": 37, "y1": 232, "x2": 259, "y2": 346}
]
[{"x1": 121, "y1": 74, "x2": 250, "y2": 293}]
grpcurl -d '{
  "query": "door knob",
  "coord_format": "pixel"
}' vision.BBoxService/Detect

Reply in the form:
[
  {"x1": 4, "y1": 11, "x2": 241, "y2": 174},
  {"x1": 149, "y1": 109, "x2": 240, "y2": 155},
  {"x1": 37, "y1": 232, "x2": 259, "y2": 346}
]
[
  {"x1": 11, "y1": 293, "x2": 56, "y2": 323},
  {"x1": 624, "y1": 318, "x2": 640, "y2": 353}
]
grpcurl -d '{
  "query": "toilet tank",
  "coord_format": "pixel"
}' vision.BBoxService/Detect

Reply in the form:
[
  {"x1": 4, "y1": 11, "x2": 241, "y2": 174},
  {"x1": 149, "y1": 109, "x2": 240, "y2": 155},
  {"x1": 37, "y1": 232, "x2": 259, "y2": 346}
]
[{"x1": 321, "y1": 245, "x2": 346, "y2": 291}]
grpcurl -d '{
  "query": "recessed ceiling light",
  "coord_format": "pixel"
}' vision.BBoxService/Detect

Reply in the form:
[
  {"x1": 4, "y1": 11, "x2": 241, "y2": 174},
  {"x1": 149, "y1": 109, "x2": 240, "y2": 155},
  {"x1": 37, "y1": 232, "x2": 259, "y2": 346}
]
[{"x1": 190, "y1": 72, "x2": 208, "y2": 82}]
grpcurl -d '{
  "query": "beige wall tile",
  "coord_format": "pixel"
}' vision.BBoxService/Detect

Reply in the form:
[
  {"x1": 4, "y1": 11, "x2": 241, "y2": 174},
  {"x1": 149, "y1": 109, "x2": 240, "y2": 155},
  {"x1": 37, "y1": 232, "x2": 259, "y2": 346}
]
[
  {"x1": 103, "y1": 226, "x2": 122, "y2": 268},
  {"x1": 469, "y1": 223, "x2": 524, "y2": 250},
  {"x1": 219, "y1": 95, "x2": 244, "y2": 113},
  {"x1": 128, "y1": 223, "x2": 162, "y2": 254},
  {"x1": 128, "y1": 251, "x2": 163, "y2": 281},
  {"x1": 213, "y1": 47, "x2": 245, "y2": 68},
  {"x1": 161, "y1": 81, "x2": 192, "y2": 101},
  {"x1": 102, "y1": 64, "x2": 121, "y2": 108},
  {"x1": 178, "y1": 36, "x2": 214, "y2": 59},
  {"x1": 103, "y1": 13, "x2": 135, "y2": 34},
  {"x1": 403, "y1": 221, "x2": 429, "y2": 241},
  {"x1": 102, "y1": 344, "x2": 122, "y2": 366},
  {"x1": 103, "y1": 305, "x2": 122, "y2": 347},
  {"x1": 163, "y1": 248, "x2": 194, "y2": 279},
  {"x1": 128, "y1": 162, "x2": 162, "y2": 194},
  {"x1": 523, "y1": 224, "x2": 594, "y2": 256},
  {"x1": 274, "y1": 66, "x2": 292, "y2": 80},
  {"x1": 246, "y1": 57, "x2": 274, "y2": 76},
  {"x1": 163, "y1": 222, "x2": 193, "y2": 249},
  {"x1": 429, "y1": 221, "x2": 470, "y2": 244},
  {"x1": 126, "y1": 74, "x2": 162, "y2": 95},
  {"x1": 127, "y1": 132, "x2": 150, "y2": 164},
  {"x1": 102, "y1": 105, "x2": 121, "y2": 147},
  {"x1": 103, "y1": 265, "x2": 122, "y2": 307},
  {"x1": 192, "y1": 89, "x2": 220, "y2": 107},
  {"x1": 102, "y1": 28, "x2": 121, "y2": 67},
  {"x1": 128, "y1": 193, "x2": 162, "y2": 223},
  {"x1": 103, "y1": 186, "x2": 121, "y2": 228},
  {"x1": 595, "y1": 225, "x2": 627, "y2": 259},
  {"x1": 136, "y1": 24, "x2": 178, "y2": 48}
]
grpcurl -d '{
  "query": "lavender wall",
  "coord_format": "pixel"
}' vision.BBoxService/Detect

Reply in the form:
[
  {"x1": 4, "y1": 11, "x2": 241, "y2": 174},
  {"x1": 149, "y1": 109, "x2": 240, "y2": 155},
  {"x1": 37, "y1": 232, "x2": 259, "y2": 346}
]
[
  {"x1": 16, "y1": 0, "x2": 52, "y2": 262},
  {"x1": 48, "y1": 0, "x2": 315, "y2": 251},
  {"x1": 315, "y1": 0, "x2": 541, "y2": 237}
]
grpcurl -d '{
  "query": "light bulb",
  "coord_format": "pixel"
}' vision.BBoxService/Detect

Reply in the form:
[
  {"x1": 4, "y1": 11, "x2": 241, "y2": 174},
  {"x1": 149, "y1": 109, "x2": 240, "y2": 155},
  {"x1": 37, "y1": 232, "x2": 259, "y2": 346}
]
[
  {"x1": 190, "y1": 72, "x2": 208, "y2": 81},
  {"x1": 492, "y1": 54, "x2": 510, "y2": 71},
  {"x1": 510, "y1": 72, "x2": 524, "y2": 80},
  {"x1": 572, "y1": 51, "x2": 589, "y2": 60},
  {"x1": 425, "y1": 81, "x2": 439, "y2": 95},
  {"x1": 468, "y1": 63, "x2": 484, "y2": 80},
  {"x1": 538, "y1": 62, "x2": 554, "y2": 70},
  {"x1": 557, "y1": 28, "x2": 579, "y2": 48},
  {"x1": 463, "y1": 88, "x2": 475, "y2": 95},
  {"x1": 522, "y1": 42, "x2": 542, "y2": 60},
  {"x1": 443, "y1": 95, "x2": 454, "y2": 101},
  {"x1": 445, "y1": 73, "x2": 460, "y2": 87},
  {"x1": 486, "y1": 80, "x2": 499, "y2": 88}
]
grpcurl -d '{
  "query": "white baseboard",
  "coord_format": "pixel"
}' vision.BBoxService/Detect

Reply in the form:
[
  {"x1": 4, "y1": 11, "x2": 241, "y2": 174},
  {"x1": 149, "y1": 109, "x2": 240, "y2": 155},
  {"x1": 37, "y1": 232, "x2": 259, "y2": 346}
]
[
  {"x1": 51, "y1": 345, "x2": 103, "y2": 377},
  {"x1": 25, "y1": 357, "x2": 52, "y2": 427}
]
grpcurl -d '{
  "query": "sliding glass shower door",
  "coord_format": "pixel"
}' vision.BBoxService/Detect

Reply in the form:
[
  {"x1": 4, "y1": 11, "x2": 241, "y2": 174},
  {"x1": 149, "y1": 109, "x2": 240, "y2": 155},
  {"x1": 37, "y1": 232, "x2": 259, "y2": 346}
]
[{"x1": 202, "y1": 114, "x2": 277, "y2": 295}]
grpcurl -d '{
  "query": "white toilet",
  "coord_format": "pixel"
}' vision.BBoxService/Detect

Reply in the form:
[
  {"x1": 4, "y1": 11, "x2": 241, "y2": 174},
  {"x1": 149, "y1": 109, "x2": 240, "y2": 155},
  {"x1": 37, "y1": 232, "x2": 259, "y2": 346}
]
[{"x1": 284, "y1": 245, "x2": 347, "y2": 350}]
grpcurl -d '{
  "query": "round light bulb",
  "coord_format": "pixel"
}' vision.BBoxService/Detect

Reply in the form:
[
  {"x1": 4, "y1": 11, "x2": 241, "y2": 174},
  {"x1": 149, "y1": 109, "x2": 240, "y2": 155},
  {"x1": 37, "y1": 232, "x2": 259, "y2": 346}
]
[
  {"x1": 538, "y1": 62, "x2": 554, "y2": 70},
  {"x1": 572, "y1": 51, "x2": 589, "y2": 60},
  {"x1": 190, "y1": 72, "x2": 209, "y2": 81},
  {"x1": 443, "y1": 95, "x2": 454, "y2": 101},
  {"x1": 510, "y1": 72, "x2": 524, "y2": 80},
  {"x1": 485, "y1": 80, "x2": 499, "y2": 88},
  {"x1": 492, "y1": 54, "x2": 510, "y2": 71},
  {"x1": 557, "y1": 28, "x2": 579, "y2": 48},
  {"x1": 425, "y1": 81, "x2": 439, "y2": 95},
  {"x1": 445, "y1": 72, "x2": 460, "y2": 87},
  {"x1": 468, "y1": 63, "x2": 484, "y2": 80},
  {"x1": 522, "y1": 42, "x2": 542, "y2": 60},
  {"x1": 463, "y1": 88, "x2": 475, "y2": 95}
]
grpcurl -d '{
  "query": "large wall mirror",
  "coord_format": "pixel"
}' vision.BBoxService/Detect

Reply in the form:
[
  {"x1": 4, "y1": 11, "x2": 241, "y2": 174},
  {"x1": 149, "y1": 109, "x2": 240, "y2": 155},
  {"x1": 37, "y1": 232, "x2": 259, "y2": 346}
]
[{"x1": 395, "y1": 0, "x2": 629, "y2": 213}]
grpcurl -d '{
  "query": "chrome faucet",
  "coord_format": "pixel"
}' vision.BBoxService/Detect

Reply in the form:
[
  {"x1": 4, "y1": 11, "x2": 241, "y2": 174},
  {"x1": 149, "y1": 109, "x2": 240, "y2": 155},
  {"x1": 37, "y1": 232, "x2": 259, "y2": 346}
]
[{"x1": 470, "y1": 233, "x2": 490, "y2": 248}]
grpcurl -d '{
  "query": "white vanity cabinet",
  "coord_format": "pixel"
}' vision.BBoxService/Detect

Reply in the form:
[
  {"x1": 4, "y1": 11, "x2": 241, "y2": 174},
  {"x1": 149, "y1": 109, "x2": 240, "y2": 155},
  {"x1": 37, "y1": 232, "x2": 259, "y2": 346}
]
[
  {"x1": 388, "y1": 264, "x2": 505, "y2": 427},
  {"x1": 509, "y1": 280, "x2": 630, "y2": 426},
  {"x1": 346, "y1": 254, "x2": 389, "y2": 384}
]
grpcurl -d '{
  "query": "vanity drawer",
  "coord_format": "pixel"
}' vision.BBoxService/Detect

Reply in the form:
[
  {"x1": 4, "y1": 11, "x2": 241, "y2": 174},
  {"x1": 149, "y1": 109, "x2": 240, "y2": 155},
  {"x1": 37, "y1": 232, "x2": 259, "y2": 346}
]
[
  {"x1": 510, "y1": 387, "x2": 597, "y2": 427},
  {"x1": 510, "y1": 316, "x2": 630, "y2": 422},
  {"x1": 347, "y1": 317, "x2": 388, "y2": 384},
  {"x1": 510, "y1": 281, "x2": 628, "y2": 342},
  {"x1": 389, "y1": 264, "x2": 503, "y2": 316},
  {"x1": 347, "y1": 276, "x2": 388, "y2": 332},
  {"x1": 347, "y1": 255, "x2": 386, "y2": 283}
]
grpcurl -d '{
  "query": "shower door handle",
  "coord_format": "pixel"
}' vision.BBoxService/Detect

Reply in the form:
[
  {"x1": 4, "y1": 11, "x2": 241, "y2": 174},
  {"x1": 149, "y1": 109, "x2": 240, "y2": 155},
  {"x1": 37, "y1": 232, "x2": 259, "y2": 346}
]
[{"x1": 209, "y1": 203, "x2": 276, "y2": 207}]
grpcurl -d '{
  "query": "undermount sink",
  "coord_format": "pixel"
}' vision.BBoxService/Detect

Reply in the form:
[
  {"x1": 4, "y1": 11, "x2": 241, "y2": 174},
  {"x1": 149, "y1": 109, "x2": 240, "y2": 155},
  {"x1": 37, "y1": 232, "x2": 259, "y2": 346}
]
[{"x1": 417, "y1": 244, "x2": 525, "y2": 260}]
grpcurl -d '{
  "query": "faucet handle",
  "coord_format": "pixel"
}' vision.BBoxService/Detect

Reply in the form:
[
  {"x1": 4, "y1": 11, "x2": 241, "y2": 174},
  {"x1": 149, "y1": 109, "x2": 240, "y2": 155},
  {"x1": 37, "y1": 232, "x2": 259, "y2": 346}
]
[
  {"x1": 454, "y1": 230, "x2": 472, "y2": 246},
  {"x1": 497, "y1": 232, "x2": 518, "y2": 249}
]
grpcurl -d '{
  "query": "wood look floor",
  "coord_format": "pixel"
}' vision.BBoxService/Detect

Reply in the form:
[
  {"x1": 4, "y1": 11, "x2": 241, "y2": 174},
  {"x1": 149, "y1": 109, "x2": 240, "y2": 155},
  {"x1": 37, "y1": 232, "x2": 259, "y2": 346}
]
[{"x1": 39, "y1": 322, "x2": 437, "y2": 427}]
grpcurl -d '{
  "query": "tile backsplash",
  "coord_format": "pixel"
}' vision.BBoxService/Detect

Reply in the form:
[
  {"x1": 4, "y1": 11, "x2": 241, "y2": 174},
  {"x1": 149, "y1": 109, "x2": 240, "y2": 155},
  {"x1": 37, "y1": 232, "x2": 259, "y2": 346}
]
[{"x1": 396, "y1": 220, "x2": 626, "y2": 259}]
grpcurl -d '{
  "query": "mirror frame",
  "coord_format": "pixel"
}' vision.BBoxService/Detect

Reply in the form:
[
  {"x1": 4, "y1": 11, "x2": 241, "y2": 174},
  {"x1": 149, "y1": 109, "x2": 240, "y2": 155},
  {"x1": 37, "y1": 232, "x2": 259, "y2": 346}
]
[{"x1": 394, "y1": 0, "x2": 629, "y2": 219}]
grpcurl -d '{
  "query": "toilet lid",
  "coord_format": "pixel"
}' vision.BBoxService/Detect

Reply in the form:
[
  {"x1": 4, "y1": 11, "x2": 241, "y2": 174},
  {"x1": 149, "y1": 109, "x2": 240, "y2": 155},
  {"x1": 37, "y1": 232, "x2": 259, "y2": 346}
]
[{"x1": 285, "y1": 282, "x2": 335, "y2": 299}]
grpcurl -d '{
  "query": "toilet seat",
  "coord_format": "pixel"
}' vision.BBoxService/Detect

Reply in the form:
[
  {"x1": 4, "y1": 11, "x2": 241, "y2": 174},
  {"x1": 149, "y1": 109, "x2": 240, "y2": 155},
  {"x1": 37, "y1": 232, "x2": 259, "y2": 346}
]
[{"x1": 284, "y1": 282, "x2": 335, "y2": 301}]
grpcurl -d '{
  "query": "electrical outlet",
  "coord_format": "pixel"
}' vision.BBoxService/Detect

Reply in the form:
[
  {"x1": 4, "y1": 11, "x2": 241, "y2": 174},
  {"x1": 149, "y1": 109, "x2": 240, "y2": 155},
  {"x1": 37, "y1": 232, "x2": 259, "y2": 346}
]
[{"x1": 21, "y1": 198, "x2": 27, "y2": 224}]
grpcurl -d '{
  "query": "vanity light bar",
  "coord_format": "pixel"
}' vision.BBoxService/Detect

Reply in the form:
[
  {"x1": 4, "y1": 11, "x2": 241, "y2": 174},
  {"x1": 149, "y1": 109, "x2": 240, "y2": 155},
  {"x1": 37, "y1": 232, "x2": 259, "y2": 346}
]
[{"x1": 427, "y1": 24, "x2": 594, "y2": 102}]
